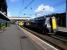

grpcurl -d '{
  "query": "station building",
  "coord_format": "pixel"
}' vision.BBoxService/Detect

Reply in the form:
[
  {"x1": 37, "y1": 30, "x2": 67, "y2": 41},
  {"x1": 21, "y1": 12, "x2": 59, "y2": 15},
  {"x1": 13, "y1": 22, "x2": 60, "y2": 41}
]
[{"x1": 0, "y1": 0, "x2": 10, "y2": 30}]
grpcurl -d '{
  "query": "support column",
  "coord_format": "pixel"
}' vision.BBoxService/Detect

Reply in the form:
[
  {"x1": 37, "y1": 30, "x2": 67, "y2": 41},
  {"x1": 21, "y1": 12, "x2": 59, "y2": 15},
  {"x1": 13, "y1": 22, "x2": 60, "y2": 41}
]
[
  {"x1": 66, "y1": 0, "x2": 67, "y2": 27},
  {"x1": 66, "y1": 10, "x2": 67, "y2": 28}
]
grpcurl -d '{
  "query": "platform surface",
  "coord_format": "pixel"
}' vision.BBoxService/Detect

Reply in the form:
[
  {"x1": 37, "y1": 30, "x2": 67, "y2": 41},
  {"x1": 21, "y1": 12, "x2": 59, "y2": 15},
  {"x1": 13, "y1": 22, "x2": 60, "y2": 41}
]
[{"x1": 0, "y1": 25, "x2": 43, "y2": 50}]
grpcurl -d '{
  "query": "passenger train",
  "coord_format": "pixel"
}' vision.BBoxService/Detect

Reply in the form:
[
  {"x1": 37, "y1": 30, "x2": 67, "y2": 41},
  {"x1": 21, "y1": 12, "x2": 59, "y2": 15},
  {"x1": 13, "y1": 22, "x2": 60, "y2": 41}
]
[{"x1": 23, "y1": 16, "x2": 57, "y2": 34}]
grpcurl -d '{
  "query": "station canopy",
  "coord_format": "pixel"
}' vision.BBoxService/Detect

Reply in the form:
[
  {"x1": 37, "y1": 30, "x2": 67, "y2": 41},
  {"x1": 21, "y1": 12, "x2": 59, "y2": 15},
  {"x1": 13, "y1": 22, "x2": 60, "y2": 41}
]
[{"x1": 0, "y1": 12, "x2": 10, "y2": 21}]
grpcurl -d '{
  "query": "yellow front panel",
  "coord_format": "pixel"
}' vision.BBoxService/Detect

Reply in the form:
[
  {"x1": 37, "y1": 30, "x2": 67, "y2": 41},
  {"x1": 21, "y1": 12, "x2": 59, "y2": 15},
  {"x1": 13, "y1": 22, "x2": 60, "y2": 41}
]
[
  {"x1": 19, "y1": 21, "x2": 23, "y2": 26},
  {"x1": 52, "y1": 17, "x2": 57, "y2": 30}
]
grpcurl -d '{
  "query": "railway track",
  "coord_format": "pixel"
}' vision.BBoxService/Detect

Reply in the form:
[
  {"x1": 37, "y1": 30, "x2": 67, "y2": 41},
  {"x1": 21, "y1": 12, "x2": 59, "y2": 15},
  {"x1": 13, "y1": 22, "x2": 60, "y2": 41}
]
[
  {"x1": 50, "y1": 35, "x2": 67, "y2": 43},
  {"x1": 21, "y1": 26, "x2": 67, "y2": 50}
]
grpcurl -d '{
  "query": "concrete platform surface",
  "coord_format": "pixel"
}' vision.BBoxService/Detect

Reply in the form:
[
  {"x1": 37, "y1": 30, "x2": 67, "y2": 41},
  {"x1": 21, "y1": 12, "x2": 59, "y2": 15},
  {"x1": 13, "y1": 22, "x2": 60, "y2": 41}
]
[
  {"x1": 58, "y1": 27, "x2": 67, "y2": 32},
  {"x1": 0, "y1": 25, "x2": 43, "y2": 50}
]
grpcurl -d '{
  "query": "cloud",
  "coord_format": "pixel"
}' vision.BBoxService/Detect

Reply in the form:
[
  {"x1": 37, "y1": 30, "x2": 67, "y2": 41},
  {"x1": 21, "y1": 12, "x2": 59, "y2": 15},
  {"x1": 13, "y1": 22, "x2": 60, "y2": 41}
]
[
  {"x1": 7, "y1": 11, "x2": 11, "y2": 17},
  {"x1": 35, "y1": 4, "x2": 55, "y2": 16}
]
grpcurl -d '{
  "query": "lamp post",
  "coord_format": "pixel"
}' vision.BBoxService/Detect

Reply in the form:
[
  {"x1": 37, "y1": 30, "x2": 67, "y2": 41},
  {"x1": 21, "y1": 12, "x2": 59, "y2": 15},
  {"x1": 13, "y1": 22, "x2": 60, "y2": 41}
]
[{"x1": 66, "y1": 0, "x2": 67, "y2": 28}]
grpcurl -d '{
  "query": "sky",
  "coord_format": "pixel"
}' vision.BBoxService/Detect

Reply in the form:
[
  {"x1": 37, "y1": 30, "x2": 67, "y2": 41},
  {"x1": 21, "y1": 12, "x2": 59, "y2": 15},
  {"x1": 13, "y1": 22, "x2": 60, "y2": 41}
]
[{"x1": 6, "y1": 0, "x2": 66, "y2": 18}]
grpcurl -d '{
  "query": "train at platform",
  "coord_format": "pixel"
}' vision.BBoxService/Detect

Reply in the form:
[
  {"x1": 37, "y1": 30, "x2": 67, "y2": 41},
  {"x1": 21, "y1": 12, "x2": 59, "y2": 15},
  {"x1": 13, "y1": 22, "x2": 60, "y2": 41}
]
[{"x1": 23, "y1": 16, "x2": 58, "y2": 34}]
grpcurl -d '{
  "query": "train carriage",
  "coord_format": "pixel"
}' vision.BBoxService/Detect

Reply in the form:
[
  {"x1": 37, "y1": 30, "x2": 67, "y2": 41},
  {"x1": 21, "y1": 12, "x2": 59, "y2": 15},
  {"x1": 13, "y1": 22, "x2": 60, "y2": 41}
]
[{"x1": 24, "y1": 16, "x2": 57, "y2": 34}]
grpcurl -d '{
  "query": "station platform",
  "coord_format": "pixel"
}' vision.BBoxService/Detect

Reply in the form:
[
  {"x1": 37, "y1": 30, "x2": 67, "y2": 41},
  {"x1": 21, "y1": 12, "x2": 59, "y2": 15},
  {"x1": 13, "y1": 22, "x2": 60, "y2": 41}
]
[
  {"x1": 0, "y1": 25, "x2": 43, "y2": 50},
  {"x1": 58, "y1": 27, "x2": 67, "y2": 32}
]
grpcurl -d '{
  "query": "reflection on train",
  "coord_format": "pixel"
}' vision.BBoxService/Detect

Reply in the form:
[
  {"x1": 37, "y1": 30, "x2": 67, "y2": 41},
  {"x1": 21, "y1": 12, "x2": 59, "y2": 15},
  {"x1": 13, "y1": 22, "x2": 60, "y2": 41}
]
[{"x1": 23, "y1": 16, "x2": 57, "y2": 34}]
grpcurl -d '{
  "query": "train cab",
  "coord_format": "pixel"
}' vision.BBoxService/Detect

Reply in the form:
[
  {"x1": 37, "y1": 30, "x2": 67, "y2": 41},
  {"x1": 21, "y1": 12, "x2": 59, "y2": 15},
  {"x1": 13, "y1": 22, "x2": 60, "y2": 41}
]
[{"x1": 45, "y1": 16, "x2": 57, "y2": 33}]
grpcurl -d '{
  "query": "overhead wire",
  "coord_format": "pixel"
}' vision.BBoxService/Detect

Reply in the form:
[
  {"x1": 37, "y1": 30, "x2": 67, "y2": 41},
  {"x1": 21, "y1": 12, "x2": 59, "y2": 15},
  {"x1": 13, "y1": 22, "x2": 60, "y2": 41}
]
[
  {"x1": 20, "y1": 0, "x2": 35, "y2": 16},
  {"x1": 23, "y1": 0, "x2": 35, "y2": 16},
  {"x1": 24, "y1": 0, "x2": 35, "y2": 9}
]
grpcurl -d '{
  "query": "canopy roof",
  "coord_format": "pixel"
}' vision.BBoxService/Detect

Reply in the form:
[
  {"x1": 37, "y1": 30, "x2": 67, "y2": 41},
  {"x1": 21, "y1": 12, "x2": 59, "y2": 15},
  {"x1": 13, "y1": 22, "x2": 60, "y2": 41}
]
[{"x1": 0, "y1": 11, "x2": 10, "y2": 21}]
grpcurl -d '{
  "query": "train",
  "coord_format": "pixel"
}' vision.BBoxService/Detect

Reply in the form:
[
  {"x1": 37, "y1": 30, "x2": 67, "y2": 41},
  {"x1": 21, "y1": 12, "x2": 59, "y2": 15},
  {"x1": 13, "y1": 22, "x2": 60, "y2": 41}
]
[{"x1": 23, "y1": 16, "x2": 58, "y2": 34}]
